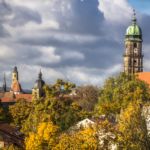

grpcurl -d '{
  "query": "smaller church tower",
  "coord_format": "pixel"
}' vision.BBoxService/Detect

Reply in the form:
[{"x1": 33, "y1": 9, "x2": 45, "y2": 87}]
[
  {"x1": 10, "y1": 66, "x2": 22, "y2": 94},
  {"x1": 123, "y1": 10, "x2": 143, "y2": 74},
  {"x1": 32, "y1": 70, "x2": 45, "y2": 100}
]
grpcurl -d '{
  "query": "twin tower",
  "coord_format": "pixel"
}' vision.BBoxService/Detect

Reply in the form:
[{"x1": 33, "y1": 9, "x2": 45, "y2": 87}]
[{"x1": 123, "y1": 11, "x2": 143, "y2": 74}]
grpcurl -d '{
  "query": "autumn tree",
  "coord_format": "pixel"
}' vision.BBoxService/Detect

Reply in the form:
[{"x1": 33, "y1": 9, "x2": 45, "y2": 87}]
[
  {"x1": 25, "y1": 122, "x2": 59, "y2": 150},
  {"x1": 9, "y1": 99, "x2": 33, "y2": 128},
  {"x1": 54, "y1": 127, "x2": 99, "y2": 150},
  {"x1": 44, "y1": 79, "x2": 76, "y2": 98},
  {"x1": 117, "y1": 100, "x2": 150, "y2": 149},
  {"x1": 95, "y1": 73, "x2": 150, "y2": 116},
  {"x1": 76, "y1": 85, "x2": 99, "y2": 112},
  {"x1": 25, "y1": 122, "x2": 99, "y2": 150},
  {"x1": 22, "y1": 80, "x2": 87, "y2": 134},
  {"x1": 22, "y1": 97, "x2": 87, "y2": 135}
]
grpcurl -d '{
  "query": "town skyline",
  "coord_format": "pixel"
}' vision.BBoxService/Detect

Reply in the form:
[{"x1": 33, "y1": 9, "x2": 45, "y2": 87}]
[{"x1": 0, "y1": 0, "x2": 150, "y2": 89}]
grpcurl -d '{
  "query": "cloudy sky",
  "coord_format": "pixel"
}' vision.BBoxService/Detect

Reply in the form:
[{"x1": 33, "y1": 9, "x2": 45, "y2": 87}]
[{"x1": 0, "y1": 0, "x2": 150, "y2": 89}]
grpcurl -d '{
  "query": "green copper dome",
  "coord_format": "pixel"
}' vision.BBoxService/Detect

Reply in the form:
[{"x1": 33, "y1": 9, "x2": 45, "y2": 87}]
[
  {"x1": 126, "y1": 24, "x2": 142, "y2": 36},
  {"x1": 125, "y1": 10, "x2": 142, "y2": 40}
]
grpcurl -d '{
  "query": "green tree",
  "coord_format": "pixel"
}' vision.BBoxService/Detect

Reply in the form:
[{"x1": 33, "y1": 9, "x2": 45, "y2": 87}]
[
  {"x1": 44, "y1": 79, "x2": 76, "y2": 98},
  {"x1": 22, "y1": 97, "x2": 87, "y2": 134},
  {"x1": 9, "y1": 80, "x2": 87, "y2": 135},
  {"x1": 95, "y1": 73, "x2": 150, "y2": 116},
  {"x1": 22, "y1": 80, "x2": 87, "y2": 134},
  {"x1": 9, "y1": 99, "x2": 33, "y2": 128}
]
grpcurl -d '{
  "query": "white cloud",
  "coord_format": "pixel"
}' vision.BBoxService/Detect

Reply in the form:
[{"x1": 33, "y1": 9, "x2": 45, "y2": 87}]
[
  {"x1": 65, "y1": 64, "x2": 121, "y2": 86},
  {"x1": 0, "y1": 46, "x2": 16, "y2": 59},
  {"x1": 62, "y1": 51, "x2": 85, "y2": 60},
  {"x1": 38, "y1": 47, "x2": 61, "y2": 64},
  {"x1": 16, "y1": 64, "x2": 64, "y2": 88},
  {"x1": 98, "y1": 0, "x2": 132, "y2": 24},
  {"x1": 105, "y1": 64, "x2": 122, "y2": 75}
]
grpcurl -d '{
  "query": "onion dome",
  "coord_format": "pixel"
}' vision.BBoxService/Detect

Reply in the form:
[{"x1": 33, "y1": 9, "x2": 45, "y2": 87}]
[
  {"x1": 125, "y1": 10, "x2": 142, "y2": 41},
  {"x1": 34, "y1": 70, "x2": 45, "y2": 89}
]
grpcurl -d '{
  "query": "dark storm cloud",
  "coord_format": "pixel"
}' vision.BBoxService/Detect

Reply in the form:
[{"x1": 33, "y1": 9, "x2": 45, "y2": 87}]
[
  {"x1": 0, "y1": 0, "x2": 41, "y2": 37},
  {"x1": 0, "y1": 0, "x2": 11, "y2": 18},
  {"x1": 8, "y1": 6, "x2": 41, "y2": 27},
  {"x1": 62, "y1": 0, "x2": 104, "y2": 34},
  {"x1": 15, "y1": 0, "x2": 120, "y2": 71},
  {"x1": 140, "y1": 14, "x2": 150, "y2": 44},
  {"x1": 0, "y1": 1, "x2": 11, "y2": 37},
  {"x1": 0, "y1": 24, "x2": 10, "y2": 37}
]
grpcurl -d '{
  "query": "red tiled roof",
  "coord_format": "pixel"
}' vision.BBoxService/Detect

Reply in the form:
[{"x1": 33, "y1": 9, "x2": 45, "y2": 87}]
[
  {"x1": 137, "y1": 72, "x2": 150, "y2": 85},
  {"x1": 15, "y1": 94, "x2": 32, "y2": 102},
  {"x1": 0, "y1": 93, "x2": 32, "y2": 103},
  {"x1": 0, "y1": 97, "x2": 14, "y2": 103}
]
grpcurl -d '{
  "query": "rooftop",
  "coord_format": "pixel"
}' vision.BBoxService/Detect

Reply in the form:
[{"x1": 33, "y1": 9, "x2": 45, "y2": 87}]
[{"x1": 137, "y1": 72, "x2": 150, "y2": 85}]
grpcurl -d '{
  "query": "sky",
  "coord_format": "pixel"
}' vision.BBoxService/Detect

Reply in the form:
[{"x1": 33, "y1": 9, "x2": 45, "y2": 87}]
[{"x1": 0, "y1": 0, "x2": 150, "y2": 89}]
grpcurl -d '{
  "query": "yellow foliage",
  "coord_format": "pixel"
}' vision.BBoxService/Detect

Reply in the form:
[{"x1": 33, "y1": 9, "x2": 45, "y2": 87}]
[
  {"x1": 117, "y1": 100, "x2": 149, "y2": 149},
  {"x1": 25, "y1": 133, "x2": 41, "y2": 150},
  {"x1": 77, "y1": 128, "x2": 98, "y2": 150},
  {"x1": 37, "y1": 122, "x2": 59, "y2": 141},
  {"x1": 25, "y1": 122, "x2": 59, "y2": 150},
  {"x1": 54, "y1": 127, "x2": 98, "y2": 150}
]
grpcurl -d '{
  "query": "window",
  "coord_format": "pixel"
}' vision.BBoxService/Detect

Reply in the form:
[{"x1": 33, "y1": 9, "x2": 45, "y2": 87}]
[
  {"x1": 134, "y1": 43, "x2": 137, "y2": 48},
  {"x1": 134, "y1": 60, "x2": 137, "y2": 65}
]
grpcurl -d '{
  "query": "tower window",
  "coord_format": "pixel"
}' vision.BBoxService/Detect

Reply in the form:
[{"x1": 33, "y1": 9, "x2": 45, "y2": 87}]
[
  {"x1": 134, "y1": 43, "x2": 137, "y2": 48},
  {"x1": 134, "y1": 60, "x2": 137, "y2": 65}
]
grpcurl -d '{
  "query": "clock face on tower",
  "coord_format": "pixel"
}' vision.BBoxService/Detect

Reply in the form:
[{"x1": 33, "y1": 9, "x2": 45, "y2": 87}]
[{"x1": 134, "y1": 48, "x2": 138, "y2": 54}]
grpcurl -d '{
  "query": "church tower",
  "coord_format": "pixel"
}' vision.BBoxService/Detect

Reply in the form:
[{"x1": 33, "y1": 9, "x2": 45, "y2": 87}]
[
  {"x1": 10, "y1": 66, "x2": 22, "y2": 94},
  {"x1": 12, "y1": 66, "x2": 19, "y2": 83},
  {"x1": 123, "y1": 10, "x2": 143, "y2": 74},
  {"x1": 32, "y1": 70, "x2": 45, "y2": 100}
]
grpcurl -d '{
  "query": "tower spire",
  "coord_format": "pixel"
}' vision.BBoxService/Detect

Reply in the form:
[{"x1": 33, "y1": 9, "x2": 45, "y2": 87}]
[
  {"x1": 3, "y1": 73, "x2": 7, "y2": 92},
  {"x1": 38, "y1": 69, "x2": 42, "y2": 79},
  {"x1": 132, "y1": 9, "x2": 137, "y2": 25}
]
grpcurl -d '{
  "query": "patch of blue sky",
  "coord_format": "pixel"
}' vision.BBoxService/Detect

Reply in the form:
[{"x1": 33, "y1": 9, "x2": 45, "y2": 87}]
[{"x1": 128, "y1": 0, "x2": 150, "y2": 14}]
